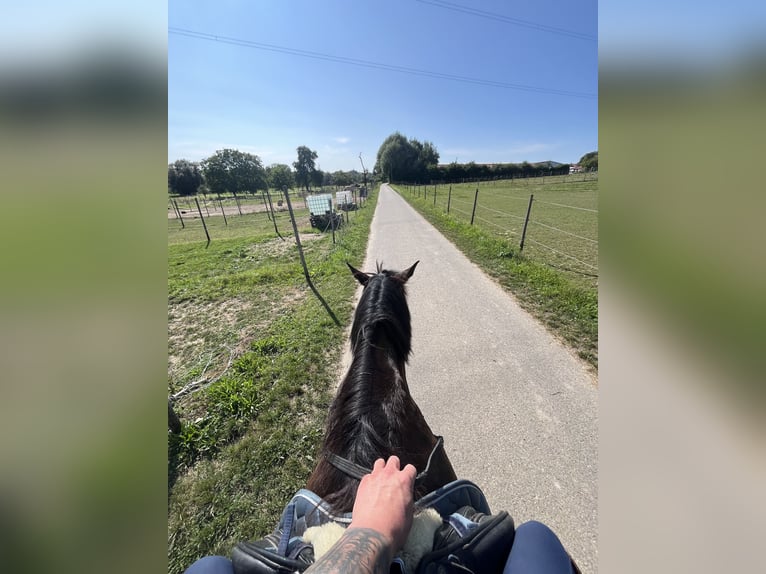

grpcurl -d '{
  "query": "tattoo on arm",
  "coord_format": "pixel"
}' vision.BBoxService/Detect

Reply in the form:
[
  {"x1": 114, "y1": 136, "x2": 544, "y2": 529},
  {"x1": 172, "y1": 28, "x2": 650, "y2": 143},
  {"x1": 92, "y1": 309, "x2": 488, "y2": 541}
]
[{"x1": 306, "y1": 528, "x2": 393, "y2": 574}]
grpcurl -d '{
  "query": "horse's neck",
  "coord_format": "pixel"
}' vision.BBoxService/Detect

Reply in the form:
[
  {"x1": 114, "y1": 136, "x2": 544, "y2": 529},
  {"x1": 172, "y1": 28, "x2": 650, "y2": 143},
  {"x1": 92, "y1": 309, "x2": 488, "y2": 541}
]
[{"x1": 358, "y1": 343, "x2": 409, "y2": 398}]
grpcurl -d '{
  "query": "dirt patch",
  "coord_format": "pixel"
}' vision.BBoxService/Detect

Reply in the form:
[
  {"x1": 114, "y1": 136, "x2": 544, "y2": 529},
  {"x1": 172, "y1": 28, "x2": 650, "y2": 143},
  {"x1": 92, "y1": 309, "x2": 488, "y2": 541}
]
[
  {"x1": 168, "y1": 287, "x2": 309, "y2": 396},
  {"x1": 250, "y1": 234, "x2": 324, "y2": 260},
  {"x1": 168, "y1": 297, "x2": 256, "y2": 384}
]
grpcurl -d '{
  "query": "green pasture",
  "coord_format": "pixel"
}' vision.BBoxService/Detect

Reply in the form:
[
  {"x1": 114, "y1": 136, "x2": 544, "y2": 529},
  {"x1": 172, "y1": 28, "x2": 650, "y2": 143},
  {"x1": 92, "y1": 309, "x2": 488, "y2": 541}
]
[
  {"x1": 168, "y1": 187, "x2": 378, "y2": 574},
  {"x1": 167, "y1": 203, "x2": 310, "y2": 245},
  {"x1": 394, "y1": 179, "x2": 598, "y2": 368},
  {"x1": 401, "y1": 174, "x2": 598, "y2": 289}
]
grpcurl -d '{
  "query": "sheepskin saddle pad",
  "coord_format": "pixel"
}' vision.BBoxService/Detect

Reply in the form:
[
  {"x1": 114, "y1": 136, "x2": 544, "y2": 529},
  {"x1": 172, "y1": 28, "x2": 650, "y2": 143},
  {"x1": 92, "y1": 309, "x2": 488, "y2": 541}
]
[{"x1": 230, "y1": 479, "x2": 515, "y2": 574}]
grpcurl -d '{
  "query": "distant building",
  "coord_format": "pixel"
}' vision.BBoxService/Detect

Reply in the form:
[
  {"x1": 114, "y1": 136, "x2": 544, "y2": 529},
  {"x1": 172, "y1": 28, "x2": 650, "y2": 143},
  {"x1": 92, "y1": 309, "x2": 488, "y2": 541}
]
[{"x1": 569, "y1": 164, "x2": 583, "y2": 174}]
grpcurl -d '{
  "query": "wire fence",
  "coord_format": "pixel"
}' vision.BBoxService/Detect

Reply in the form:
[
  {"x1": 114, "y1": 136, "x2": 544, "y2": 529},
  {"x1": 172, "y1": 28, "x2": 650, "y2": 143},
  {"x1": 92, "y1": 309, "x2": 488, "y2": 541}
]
[
  {"x1": 167, "y1": 187, "x2": 370, "y2": 245},
  {"x1": 396, "y1": 174, "x2": 598, "y2": 287}
]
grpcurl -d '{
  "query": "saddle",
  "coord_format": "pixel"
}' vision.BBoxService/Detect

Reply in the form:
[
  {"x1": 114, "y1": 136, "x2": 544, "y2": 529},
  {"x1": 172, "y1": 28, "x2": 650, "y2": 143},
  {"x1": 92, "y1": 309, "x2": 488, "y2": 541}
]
[{"x1": 230, "y1": 480, "x2": 516, "y2": 574}]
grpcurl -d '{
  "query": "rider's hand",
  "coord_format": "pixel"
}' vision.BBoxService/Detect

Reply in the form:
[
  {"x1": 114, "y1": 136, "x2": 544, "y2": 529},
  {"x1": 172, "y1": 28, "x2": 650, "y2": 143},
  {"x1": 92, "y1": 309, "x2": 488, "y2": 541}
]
[{"x1": 348, "y1": 456, "x2": 417, "y2": 552}]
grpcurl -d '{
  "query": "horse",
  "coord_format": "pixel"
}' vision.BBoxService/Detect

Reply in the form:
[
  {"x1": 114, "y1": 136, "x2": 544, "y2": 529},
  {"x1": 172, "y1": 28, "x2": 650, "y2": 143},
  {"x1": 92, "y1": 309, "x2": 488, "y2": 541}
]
[{"x1": 306, "y1": 261, "x2": 457, "y2": 513}]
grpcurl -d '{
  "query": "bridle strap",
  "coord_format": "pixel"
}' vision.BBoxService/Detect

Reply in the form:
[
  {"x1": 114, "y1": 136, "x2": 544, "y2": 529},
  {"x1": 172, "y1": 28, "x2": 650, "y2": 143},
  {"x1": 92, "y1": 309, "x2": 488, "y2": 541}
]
[
  {"x1": 325, "y1": 436, "x2": 445, "y2": 486},
  {"x1": 324, "y1": 453, "x2": 369, "y2": 482}
]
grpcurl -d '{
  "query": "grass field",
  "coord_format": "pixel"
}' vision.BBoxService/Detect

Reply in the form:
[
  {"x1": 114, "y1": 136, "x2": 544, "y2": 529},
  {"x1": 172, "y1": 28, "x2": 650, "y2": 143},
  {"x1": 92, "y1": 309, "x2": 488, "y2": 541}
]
[
  {"x1": 167, "y1": 187, "x2": 378, "y2": 574},
  {"x1": 168, "y1": 200, "x2": 309, "y2": 245},
  {"x1": 394, "y1": 178, "x2": 598, "y2": 369},
  {"x1": 400, "y1": 174, "x2": 598, "y2": 290}
]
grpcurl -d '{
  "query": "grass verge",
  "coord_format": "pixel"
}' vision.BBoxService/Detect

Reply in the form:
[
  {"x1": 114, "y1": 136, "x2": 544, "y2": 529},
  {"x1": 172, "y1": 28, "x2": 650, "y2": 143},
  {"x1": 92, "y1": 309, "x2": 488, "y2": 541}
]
[
  {"x1": 392, "y1": 185, "x2": 597, "y2": 370},
  {"x1": 168, "y1": 188, "x2": 378, "y2": 574}
]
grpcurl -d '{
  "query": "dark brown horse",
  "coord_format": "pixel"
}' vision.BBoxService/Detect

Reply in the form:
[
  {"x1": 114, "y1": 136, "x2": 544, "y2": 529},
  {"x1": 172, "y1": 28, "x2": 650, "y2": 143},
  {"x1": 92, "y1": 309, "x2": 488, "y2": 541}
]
[{"x1": 306, "y1": 261, "x2": 457, "y2": 513}]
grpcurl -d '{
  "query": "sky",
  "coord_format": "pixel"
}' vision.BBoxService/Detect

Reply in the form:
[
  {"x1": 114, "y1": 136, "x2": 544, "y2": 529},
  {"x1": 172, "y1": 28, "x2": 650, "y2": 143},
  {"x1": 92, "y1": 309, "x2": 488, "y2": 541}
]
[{"x1": 168, "y1": 0, "x2": 598, "y2": 172}]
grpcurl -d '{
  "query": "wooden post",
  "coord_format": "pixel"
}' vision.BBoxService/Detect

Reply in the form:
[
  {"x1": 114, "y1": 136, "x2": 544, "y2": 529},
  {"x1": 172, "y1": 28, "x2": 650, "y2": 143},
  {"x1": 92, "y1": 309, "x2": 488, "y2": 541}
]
[
  {"x1": 266, "y1": 190, "x2": 285, "y2": 240},
  {"x1": 470, "y1": 186, "x2": 479, "y2": 225},
  {"x1": 328, "y1": 199, "x2": 335, "y2": 244},
  {"x1": 232, "y1": 191, "x2": 243, "y2": 215},
  {"x1": 262, "y1": 191, "x2": 271, "y2": 221},
  {"x1": 447, "y1": 185, "x2": 452, "y2": 214},
  {"x1": 194, "y1": 196, "x2": 210, "y2": 245},
  {"x1": 218, "y1": 196, "x2": 228, "y2": 226},
  {"x1": 282, "y1": 188, "x2": 340, "y2": 326},
  {"x1": 519, "y1": 194, "x2": 534, "y2": 251},
  {"x1": 433, "y1": 187, "x2": 437, "y2": 207},
  {"x1": 173, "y1": 199, "x2": 185, "y2": 228}
]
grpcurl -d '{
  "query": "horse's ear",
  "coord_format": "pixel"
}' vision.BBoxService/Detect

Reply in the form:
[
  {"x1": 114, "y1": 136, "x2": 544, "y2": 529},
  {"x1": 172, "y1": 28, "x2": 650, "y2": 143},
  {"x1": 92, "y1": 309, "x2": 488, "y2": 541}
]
[
  {"x1": 347, "y1": 262, "x2": 370, "y2": 286},
  {"x1": 397, "y1": 261, "x2": 419, "y2": 283}
]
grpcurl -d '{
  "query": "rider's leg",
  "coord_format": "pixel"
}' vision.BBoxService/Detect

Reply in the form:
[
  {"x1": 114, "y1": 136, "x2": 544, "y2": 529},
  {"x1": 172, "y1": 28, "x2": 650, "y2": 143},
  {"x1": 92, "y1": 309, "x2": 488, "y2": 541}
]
[
  {"x1": 502, "y1": 521, "x2": 577, "y2": 574},
  {"x1": 183, "y1": 555, "x2": 235, "y2": 574}
]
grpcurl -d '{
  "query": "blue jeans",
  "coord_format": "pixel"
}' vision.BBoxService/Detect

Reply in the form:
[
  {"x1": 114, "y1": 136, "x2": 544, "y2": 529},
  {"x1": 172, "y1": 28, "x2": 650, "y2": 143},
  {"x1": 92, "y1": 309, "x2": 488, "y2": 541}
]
[
  {"x1": 184, "y1": 521, "x2": 575, "y2": 574},
  {"x1": 503, "y1": 521, "x2": 576, "y2": 574},
  {"x1": 184, "y1": 555, "x2": 234, "y2": 574}
]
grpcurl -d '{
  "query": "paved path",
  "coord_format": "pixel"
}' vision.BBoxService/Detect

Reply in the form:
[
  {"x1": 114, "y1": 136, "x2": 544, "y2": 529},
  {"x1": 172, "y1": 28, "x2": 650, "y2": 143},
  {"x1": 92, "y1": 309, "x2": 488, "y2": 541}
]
[{"x1": 359, "y1": 184, "x2": 598, "y2": 572}]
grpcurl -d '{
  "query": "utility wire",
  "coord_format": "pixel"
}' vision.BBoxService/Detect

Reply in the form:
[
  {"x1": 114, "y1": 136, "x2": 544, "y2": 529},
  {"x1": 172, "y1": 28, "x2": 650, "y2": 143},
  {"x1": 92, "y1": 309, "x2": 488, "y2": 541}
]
[
  {"x1": 415, "y1": 0, "x2": 596, "y2": 42},
  {"x1": 169, "y1": 27, "x2": 596, "y2": 99}
]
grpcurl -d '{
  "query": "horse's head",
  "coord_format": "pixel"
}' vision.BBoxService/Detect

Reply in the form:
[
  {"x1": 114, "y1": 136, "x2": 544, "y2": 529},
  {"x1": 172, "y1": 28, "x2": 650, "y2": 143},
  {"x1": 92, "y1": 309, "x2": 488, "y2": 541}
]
[
  {"x1": 306, "y1": 259, "x2": 456, "y2": 512},
  {"x1": 346, "y1": 261, "x2": 419, "y2": 363},
  {"x1": 347, "y1": 260, "x2": 419, "y2": 287}
]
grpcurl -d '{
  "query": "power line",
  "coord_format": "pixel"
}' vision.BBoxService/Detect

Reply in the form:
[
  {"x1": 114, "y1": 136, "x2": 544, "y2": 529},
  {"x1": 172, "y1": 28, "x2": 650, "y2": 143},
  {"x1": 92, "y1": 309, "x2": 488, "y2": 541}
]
[
  {"x1": 169, "y1": 27, "x2": 596, "y2": 99},
  {"x1": 415, "y1": 0, "x2": 597, "y2": 42}
]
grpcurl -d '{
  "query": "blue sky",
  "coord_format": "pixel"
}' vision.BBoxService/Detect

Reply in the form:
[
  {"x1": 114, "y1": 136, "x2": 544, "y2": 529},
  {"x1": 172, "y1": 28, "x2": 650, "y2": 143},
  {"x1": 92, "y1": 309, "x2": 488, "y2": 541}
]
[{"x1": 169, "y1": 0, "x2": 598, "y2": 172}]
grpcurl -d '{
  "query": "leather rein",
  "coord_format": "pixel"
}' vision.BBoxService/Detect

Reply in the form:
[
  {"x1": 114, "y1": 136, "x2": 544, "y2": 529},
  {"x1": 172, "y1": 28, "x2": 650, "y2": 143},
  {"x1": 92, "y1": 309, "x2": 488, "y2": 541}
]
[{"x1": 324, "y1": 436, "x2": 445, "y2": 486}]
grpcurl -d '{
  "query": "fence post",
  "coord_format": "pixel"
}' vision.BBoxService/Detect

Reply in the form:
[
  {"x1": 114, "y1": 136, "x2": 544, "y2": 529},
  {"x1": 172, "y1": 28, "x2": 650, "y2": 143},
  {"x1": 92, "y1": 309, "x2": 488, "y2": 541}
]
[
  {"x1": 232, "y1": 191, "x2": 243, "y2": 216},
  {"x1": 519, "y1": 194, "x2": 534, "y2": 251},
  {"x1": 433, "y1": 187, "x2": 437, "y2": 207},
  {"x1": 173, "y1": 199, "x2": 185, "y2": 228},
  {"x1": 328, "y1": 198, "x2": 336, "y2": 244},
  {"x1": 218, "y1": 196, "x2": 228, "y2": 226},
  {"x1": 261, "y1": 191, "x2": 272, "y2": 221},
  {"x1": 194, "y1": 196, "x2": 210, "y2": 246},
  {"x1": 266, "y1": 190, "x2": 285, "y2": 240},
  {"x1": 470, "y1": 186, "x2": 479, "y2": 225},
  {"x1": 282, "y1": 187, "x2": 340, "y2": 326},
  {"x1": 447, "y1": 185, "x2": 452, "y2": 214}
]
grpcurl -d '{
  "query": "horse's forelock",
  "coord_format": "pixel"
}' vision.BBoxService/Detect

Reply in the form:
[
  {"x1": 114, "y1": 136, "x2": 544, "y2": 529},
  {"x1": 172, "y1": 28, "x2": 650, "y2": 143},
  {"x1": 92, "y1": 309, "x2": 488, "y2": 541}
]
[{"x1": 350, "y1": 271, "x2": 412, "y2": 361}]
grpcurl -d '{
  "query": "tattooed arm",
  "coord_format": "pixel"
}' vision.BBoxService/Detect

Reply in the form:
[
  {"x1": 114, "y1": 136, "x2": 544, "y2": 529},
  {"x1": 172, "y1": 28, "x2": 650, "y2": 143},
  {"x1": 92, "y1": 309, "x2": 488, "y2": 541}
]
[
  {"x1": 306, "y1": 456, "x2": 416, "y2": 574},
  {"x1": 307, "y1": 528, "x2": 394, "y2": 574}
]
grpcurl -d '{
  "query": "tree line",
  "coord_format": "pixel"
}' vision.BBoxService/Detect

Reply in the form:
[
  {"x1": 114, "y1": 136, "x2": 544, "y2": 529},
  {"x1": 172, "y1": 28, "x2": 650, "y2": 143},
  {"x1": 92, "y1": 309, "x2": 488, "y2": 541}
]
[
  {"x1": 170, "y1": 137, "x2": 597, "y2": 196},
  {"x1": 168, "y1": 145, "x2": 370, "y2": 197},
  {"x1": 373, "y1": 131, "x2": 597, "y2": 184}
]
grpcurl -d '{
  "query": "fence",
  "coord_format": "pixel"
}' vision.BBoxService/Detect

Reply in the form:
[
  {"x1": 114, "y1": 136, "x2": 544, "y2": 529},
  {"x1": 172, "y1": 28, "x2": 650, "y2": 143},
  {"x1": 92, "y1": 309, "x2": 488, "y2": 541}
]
[
  {"x1": 398, "y1": 174, "x2": 598, "y2": 286},
  {"x1": 168, "y1": 187, "x2": 368, "y2": 246}
]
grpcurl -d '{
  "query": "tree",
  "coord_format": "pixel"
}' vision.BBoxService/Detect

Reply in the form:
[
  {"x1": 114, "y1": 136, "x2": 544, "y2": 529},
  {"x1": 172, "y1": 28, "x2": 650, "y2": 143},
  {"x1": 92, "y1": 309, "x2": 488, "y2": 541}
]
[
  {"x1": 267, "y1": 163, "x2": 295, "y2": 191},
  {"x1": 200, "y1": 149, "x2": 266, "y2": 196},
  {"x1": 375, "y1": 132, "x2": 440, "y2": 183},
  {"x1": 168, "y1": 159, "x2": 203, "y2": 196},
  {"x1": 579, "y1": 151, "x2": 598, "y2": 171},
  {"x1": 332, "y1": 170, "x2": 352, "y2": 187},
  {"x1": 293, "y1": 146, "x2": 318, "y2": 192},
  {"x1": 311, "y1": 168, "x2": 324, "y2": 190}
]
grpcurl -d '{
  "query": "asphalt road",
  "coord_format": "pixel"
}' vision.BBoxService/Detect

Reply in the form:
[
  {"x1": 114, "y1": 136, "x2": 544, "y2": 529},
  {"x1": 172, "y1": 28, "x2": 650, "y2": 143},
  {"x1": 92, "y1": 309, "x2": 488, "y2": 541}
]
[{"x1": 358, "y1": 184, "x2": 598, "y2": 572}]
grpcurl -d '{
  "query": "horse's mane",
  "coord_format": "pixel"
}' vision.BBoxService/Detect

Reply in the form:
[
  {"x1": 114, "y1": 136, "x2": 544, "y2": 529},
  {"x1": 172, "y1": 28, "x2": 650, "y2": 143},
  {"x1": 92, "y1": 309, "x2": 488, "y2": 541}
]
[
  {"x1": 310, "y1": 264, "x2": 424, "y2": 511},
  {"x1": 349, "y1": 267, "x2": 412, "y2": 362}
]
